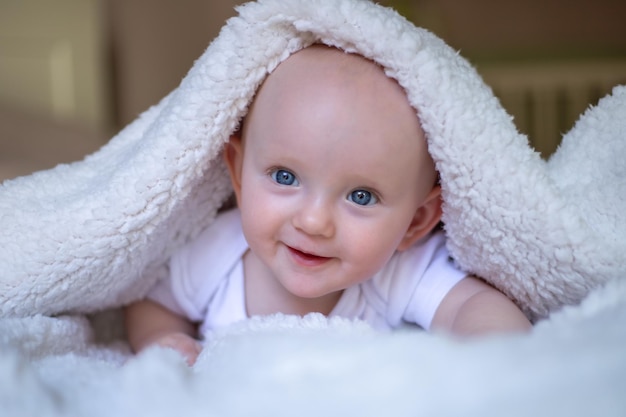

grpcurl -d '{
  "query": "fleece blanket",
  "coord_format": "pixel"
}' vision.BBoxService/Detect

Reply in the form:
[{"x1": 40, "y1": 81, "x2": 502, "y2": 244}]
[{"x1": 1, "y1": 0, "x2": 625, "y2": 415}]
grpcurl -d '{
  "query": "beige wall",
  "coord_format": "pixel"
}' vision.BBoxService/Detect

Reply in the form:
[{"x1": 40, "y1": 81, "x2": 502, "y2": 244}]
[
  {"x1": 0, "y1": 0, "x2": 245, "y2": 180},
  {"x1": 383, "y1": 0, "x2": 626, "y2": 59},
  {"x1": 0, "y1": 0, "x2": 247, "y2": 132},
  {"x1": 0, "y1": 0, "x2": 111, "y2": 130},
  {"x1": 107, "y1": 0, "x2": 247, "y2": 128}
]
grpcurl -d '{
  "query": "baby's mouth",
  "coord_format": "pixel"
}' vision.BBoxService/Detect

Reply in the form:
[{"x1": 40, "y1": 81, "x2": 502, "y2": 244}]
[{"x1": 287, "y1": 246, "x2": 331, "y2": 266}]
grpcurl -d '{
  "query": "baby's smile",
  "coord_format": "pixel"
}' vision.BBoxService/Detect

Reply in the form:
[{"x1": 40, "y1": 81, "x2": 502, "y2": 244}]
[{"x1": 286, "y1": 245, "x2": 332, "y2": 267}]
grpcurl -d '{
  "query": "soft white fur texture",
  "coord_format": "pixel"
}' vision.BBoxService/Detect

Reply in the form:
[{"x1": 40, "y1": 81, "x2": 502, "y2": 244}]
[
  {"x1": 1, "y1": 0, "x2": 625, "y2": 415},
  {"x1": 1, "y1": 279, "x2": 626, "y2": 416}
]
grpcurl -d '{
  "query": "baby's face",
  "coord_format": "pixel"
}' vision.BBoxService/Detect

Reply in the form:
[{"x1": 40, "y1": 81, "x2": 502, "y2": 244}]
[{"x1": 228, "y1": 46, "x2": 438, "y2": 300}]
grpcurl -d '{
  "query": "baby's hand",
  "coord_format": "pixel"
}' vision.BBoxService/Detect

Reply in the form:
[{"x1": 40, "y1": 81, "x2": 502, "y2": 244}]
[{"x1": 152, "y1": 332, "x2": 202, "y2": 366}]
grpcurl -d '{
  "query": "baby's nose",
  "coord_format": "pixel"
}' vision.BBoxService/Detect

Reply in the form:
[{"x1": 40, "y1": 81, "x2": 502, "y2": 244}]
[{"x1": 292, "y1": 199, "x2": 335, "y2": 238}]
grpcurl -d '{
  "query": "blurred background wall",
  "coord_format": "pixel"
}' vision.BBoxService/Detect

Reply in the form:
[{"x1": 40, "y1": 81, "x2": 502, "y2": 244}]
[{"x1": 1, "y1": 0, "x2": 625, "y2": 181}]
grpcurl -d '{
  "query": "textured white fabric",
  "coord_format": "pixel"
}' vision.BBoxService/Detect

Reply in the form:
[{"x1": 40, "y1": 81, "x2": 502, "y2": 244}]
[{"x1": 147, "y1": 209, "x2": 466, "y2": 336}]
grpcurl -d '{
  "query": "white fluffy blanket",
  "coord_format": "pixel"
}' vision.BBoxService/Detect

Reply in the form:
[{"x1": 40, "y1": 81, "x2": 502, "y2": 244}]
[{"x1": 1, "y1": 0, "x2": 625, "y2": 415}]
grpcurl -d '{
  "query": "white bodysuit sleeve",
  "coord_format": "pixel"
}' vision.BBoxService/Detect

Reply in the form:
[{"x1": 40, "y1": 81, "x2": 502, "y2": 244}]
[
  {"x1": 145, "y1": 208, "x2": 248, "y2": 322},
  {"x1": 399, "y1": 232, "x2": 467, "y2": 330}
]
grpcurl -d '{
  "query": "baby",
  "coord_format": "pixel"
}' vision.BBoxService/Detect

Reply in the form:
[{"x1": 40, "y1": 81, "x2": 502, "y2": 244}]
[{"x1": 125, "y1": 45, "x2": 531, "y2": 365}]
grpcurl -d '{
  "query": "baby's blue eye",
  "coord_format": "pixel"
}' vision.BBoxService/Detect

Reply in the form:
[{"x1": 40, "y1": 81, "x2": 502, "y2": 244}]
[
  {"x1": 348, "y1": 189, "x2": 377, "y2": 206},
  {"x1": 271, "y1": 169, "x2": 299, "y2": 186}
]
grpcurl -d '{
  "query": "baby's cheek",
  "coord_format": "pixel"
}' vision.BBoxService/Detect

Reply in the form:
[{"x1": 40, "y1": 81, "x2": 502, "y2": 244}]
[{"x1": 343, "y1": 232, "x2": 396, "y2": 277}]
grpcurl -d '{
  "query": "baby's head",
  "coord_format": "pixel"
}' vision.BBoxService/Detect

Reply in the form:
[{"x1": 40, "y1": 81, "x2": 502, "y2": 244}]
[{"x1": 224, "y1": 45, "x2": 443, "y2": 295}]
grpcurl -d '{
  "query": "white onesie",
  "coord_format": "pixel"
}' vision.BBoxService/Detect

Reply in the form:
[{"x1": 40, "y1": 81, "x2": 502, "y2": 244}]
[{"x1": 147, "y1": 208, "x2": 467, "y2": 338}]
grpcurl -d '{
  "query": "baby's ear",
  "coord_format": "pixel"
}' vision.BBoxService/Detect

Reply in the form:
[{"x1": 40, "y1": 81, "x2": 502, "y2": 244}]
[
  {"x1": 397, "y1": 186, "x2": 443, "y2": 251},
  {"x1": 223, "y1": 135, "x2": 244, "y2": 203}
]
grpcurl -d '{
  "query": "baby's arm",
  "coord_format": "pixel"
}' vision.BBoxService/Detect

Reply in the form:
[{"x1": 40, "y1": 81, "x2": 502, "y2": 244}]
[
  {"x1": 125, "y1": 299, "x2": 202, "y2": 365},
  {"x1": 431, "y1": 276, "x2": 532, "y2": 336}
]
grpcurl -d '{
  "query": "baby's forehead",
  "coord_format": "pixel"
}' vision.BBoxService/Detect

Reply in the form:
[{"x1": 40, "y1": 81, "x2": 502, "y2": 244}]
[
  {"x1": 253, "y1": 45, "x2": 410, "y2": 113},
  {"x1": 241, "y1": 45, "x2": 435, "y2": 185},
  {"x1": 285, "y1": 44, "x2": 381, "y2": 70},
  {"x1": 269, "y1": 44, "x2": 391, "y2": 85}
]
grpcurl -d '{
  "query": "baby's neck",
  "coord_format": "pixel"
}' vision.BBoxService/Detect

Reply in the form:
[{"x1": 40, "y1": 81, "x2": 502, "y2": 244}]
[{"x1": 242, "y1": 249, "x2": 343, "y2": 317}]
